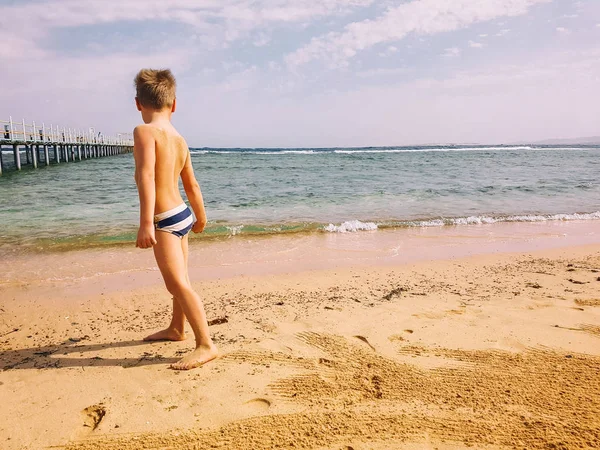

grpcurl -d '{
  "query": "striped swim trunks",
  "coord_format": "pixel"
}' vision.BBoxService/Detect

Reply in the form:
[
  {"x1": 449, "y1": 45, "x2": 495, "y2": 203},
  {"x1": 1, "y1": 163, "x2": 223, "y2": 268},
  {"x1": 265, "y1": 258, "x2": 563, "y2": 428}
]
[{"x1": 154, "y1": 203, "x2": 195, "y2": 238}]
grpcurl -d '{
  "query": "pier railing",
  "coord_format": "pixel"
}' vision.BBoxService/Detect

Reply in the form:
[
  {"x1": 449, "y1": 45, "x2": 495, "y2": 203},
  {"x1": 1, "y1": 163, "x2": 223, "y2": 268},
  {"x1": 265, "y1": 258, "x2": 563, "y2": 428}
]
[{"x1": 0, "y1": 116, "x2": 134, "y2": 174}]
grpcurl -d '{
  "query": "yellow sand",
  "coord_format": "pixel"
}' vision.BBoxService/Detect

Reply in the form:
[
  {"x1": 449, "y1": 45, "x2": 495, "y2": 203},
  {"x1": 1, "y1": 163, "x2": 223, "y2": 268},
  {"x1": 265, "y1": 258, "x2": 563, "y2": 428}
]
[{"x1": 1, "y1": 239, "x2": 600, "y2": 449}]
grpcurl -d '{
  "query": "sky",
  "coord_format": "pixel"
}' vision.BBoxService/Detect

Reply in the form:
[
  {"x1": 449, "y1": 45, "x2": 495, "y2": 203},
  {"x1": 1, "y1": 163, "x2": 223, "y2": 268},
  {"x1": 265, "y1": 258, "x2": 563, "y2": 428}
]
[{"x1": 0, "y1": 0, "x2": 599, "y2": 147}]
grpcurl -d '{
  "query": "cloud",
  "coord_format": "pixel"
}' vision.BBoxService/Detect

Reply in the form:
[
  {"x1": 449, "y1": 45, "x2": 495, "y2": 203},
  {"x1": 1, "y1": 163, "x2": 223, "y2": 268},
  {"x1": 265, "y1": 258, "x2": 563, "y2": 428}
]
[
  {"x1": 356, "y1": 67, "x2": 409, "y2": 78},
  {"x1": 285, "y1": 0, "x2": 549, "y2": 68},
  {"x1": 556, "y1": 27, "x2": 570, "y2": 34},
  {"x1": 253, "y1": 32, "x2": 271, "y2": 47},
  {"x1": 217, "y1": 66, "x2": 259, "y2": 92},
  {"x1": 0, "y1": 0, "x2": 597, "y2": 147},
  {"x1": 0, "y1": 0, "x2": 376, "y2": 61},
  {"x1": 378, "y1": 45, "x2": 399, "y2": 57},
  {"x1": 442, "y1": 47, "x2": 461, "y2": 57},
  {"x1": 255, "y1": 49, "x2": 600, "y2": 147},
  {"x1": 0, "y1": 0, "x2": 375, "y2": 30}
]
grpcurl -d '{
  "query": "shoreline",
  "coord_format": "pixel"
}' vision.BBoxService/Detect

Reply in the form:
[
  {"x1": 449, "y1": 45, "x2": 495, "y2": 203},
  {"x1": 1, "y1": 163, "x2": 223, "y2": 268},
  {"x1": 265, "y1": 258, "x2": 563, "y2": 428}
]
[
  {"x1": 1, "y1": 219, "x2": 600, "y2": 302},
  {"x1": 1, "y1": 222, "x2": 599, "y2": 449},
  {"x1": 2, "y1": 210, "x2": 600, "y2": 257}
]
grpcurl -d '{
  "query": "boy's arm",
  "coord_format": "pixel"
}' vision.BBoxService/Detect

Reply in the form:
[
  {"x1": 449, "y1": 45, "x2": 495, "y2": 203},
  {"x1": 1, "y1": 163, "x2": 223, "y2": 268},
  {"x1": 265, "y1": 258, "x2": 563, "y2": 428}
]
[
  {"x1": 181, "y1": 150, "x2": 207, "y2": 233},
  {"x1": 133, "y1": 125, "x2": 157, "y2": 248}
]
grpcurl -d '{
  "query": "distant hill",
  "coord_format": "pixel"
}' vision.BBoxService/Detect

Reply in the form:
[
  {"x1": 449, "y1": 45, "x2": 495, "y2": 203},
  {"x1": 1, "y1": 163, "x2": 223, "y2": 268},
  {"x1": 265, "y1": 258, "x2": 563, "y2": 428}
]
[{"x1": 522, "y1": 136, "x2": 600, "y2": 145}]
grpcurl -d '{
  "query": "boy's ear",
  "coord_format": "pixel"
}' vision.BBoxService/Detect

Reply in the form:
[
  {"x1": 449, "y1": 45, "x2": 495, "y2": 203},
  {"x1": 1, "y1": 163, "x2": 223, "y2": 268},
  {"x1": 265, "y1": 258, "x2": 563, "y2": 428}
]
[
  {"x1": 171, "y1": 98, "x2": 177, "y2": 113},
  {"x1": 135, "y1": 97, "x2": 142, "y2": 112}
]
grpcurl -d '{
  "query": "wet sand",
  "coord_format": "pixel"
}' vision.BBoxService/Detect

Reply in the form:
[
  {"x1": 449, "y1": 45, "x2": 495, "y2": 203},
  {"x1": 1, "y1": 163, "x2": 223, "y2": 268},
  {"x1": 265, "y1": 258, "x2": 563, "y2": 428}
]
[{"x1": 1, "y1": 223, "x2": 599, "y2": 449}]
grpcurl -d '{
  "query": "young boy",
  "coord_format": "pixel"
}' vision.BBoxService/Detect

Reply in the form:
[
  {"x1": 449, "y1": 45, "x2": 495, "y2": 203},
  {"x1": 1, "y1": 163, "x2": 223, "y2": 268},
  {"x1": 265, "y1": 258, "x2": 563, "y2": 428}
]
[{"x1": 133, "y1": 68, "x2": 218, "y2": 370}]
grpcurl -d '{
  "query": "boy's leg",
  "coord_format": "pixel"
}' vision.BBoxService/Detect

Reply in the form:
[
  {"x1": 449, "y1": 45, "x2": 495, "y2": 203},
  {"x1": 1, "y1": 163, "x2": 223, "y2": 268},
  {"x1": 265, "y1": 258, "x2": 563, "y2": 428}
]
[
  {"x1": 152, "y1": 231, "x2": 218, "y2": 370},
  {"x1": 143, "y1": 236, "x2": 190, "y2": 341},
  {"x1": 143, "y1": 297, "x2": 186, "y2": 341}
]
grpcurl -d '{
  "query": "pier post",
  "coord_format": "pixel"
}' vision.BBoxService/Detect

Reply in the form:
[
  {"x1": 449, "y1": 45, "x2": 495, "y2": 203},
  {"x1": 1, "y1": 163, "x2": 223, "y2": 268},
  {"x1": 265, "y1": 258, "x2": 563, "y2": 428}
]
[
  {"x1": 44, "y1": 145, "x2": 49, "y2": 166},
  {"x1": 0, "y1": 146, "x2": 3, "y2": 175},
  {"x1": 13, "y1": 144, "x2": 21, "y2": 170},
  {"x1": 64, "y1": 144, "x2": 69, "y2": 162},
  {"x1": 26, "y1": 145, "x2": 31, "y2": 165},
  {"x1": 55, "y1": 144, "x2": 60, "y2": 163},
  {"x1": 31, "y1": 144, "x2": 38, "y2": 169}
]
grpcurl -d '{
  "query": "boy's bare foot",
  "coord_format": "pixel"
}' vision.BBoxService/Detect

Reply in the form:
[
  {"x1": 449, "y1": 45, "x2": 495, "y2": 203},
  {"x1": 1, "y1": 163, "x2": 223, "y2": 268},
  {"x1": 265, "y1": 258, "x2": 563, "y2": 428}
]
[
  {"x1": 170, "y1": 344, "x2": 219, "y2": 370},
  {"x1": 143, "y1": 328, "x2": 186, "y2": 342}
]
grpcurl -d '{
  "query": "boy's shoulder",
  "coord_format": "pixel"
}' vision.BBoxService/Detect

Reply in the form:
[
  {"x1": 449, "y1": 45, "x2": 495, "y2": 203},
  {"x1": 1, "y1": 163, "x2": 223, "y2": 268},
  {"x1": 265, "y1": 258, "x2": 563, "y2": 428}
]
[
  {"x1": 133, "y1": 123, "x2": 159, "y2": 134},
  {"x1": 133, "y1": 124, "x2": 157, "y2": 142},
  {"x1": 134, "y1": 124, "x2": 185, "y2": 141}
]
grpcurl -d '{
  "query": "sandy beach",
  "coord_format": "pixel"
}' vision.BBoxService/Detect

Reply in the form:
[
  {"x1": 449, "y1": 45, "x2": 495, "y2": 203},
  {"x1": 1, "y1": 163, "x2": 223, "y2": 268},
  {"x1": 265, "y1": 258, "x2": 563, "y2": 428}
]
[{"x1": 1, "y1": 224, "x2": 600, "y2": 449}]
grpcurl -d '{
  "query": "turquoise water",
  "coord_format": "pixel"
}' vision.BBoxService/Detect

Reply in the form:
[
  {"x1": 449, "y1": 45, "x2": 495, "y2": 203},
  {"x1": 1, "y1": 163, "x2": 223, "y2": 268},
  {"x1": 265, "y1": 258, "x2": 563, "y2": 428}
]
[{"x1": 1, "y1": 145, "x2": 600, "y2": 253}]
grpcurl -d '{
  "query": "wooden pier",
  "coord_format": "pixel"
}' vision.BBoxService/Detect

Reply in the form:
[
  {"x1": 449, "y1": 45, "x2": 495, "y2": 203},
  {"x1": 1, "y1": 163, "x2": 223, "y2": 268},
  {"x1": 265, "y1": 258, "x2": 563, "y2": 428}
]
[{"x1": 0, "y1": 116, "x2": 133, "y2": 174}]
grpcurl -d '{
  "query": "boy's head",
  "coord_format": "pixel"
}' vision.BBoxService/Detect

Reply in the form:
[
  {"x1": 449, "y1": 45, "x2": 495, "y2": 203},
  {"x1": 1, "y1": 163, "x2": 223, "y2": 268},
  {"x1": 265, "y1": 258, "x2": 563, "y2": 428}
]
[{"x1": 134, "y1": 68, "x2": 176, "y2": 111}]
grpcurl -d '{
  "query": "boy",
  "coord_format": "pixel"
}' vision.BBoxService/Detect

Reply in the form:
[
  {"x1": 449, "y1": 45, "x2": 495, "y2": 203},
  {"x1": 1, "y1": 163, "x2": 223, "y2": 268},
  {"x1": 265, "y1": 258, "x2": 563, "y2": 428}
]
[{"x1": 133, "y1": 68, "x2": 218, "y2": 370}]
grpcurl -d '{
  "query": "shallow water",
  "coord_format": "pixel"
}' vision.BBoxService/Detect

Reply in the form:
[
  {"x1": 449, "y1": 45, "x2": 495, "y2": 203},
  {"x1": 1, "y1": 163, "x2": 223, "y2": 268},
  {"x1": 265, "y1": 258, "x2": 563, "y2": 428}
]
[{"x1": 1, "y1": 145, "x2": 599, "y2": 253}]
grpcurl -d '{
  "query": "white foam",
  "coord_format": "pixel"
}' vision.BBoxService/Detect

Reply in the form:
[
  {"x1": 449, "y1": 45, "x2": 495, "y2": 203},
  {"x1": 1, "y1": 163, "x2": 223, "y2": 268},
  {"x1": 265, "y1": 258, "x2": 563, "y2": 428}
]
[
  {"x1": 410, "y1": 211, "x2": 600, "y2": 228},
  {"x1": 192, "y1": 150, "x2": 318, "y2": 155},
  {"x1": 258, "y1": 150, "x2": 318, "y2": 155},
  {"x1": 324, "y1": 220, "x2": 378, "y2": 233},
  {"x1": 227, "y1": 225, "x2": 244, "y2": 235},
  {"x1": 334, "y1": 146, "x2": 536, "y2": 154},
  {"x1": 189, "y1": 146, "x2": 598, "y2": 156}
]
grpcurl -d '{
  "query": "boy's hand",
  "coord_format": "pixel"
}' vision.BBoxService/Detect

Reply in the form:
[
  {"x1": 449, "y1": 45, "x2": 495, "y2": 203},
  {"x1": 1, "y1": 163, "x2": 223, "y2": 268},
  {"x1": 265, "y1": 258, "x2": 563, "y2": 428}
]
[
  {"x1": 192, "y1": 220, "x2": 207, "y2": 234},
  {"x1": 136, "y1": 224, "x2": 157, "y2": 248}
]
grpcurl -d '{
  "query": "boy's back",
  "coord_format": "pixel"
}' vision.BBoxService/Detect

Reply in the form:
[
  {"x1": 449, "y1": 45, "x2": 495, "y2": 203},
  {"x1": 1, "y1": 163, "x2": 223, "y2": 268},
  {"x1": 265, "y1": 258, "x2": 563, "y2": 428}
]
[{"x1": 138, "y1": 124, "x2": 189, "y2": 213}]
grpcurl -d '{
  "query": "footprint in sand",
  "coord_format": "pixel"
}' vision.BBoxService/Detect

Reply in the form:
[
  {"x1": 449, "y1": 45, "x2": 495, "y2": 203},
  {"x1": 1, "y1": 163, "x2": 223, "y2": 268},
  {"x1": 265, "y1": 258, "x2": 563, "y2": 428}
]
[
  {"x1": 82, "y1": 404, "x2": 106, "y2": 431},
  {"x1": 243, "y1": 398, "x2": 271, "y2": 411}
]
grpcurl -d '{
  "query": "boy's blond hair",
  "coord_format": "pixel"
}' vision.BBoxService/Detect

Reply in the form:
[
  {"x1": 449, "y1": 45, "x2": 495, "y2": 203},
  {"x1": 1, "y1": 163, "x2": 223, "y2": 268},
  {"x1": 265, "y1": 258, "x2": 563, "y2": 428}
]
[{"x1": 134, "y1": 69, "x2": 176, "y2": 110}]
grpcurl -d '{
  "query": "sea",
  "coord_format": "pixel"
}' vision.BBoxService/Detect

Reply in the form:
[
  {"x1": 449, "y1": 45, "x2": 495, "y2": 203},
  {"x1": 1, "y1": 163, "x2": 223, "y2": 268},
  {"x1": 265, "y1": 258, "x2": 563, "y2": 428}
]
[{"x1": 1, "y1": 145, "x2": 600, "y2": 254}]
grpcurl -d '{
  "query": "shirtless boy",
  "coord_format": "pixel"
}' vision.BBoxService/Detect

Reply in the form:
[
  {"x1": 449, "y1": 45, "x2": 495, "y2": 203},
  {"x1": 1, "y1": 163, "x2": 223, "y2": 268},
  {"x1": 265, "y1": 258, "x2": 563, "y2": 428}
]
[{"x1": 133, "y1": 68, "x2": 218, "y2": 370}]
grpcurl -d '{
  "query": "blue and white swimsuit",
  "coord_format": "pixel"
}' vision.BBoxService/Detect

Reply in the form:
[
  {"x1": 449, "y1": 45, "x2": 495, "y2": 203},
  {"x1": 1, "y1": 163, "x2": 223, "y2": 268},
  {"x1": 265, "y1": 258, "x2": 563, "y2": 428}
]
[{"x1": 154, "y1": 203, "x2": 195, "y2": 238}]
